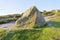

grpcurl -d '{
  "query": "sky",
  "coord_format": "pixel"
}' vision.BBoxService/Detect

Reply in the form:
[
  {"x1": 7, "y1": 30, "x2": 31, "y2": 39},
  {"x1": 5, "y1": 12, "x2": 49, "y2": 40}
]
[{"x1": 0, "y1": 0, "x2": 60, "y2": 16}]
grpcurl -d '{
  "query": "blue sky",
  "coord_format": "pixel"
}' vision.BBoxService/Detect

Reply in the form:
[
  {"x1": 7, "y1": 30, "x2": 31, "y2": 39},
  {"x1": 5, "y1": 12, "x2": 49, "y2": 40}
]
[{"x1": 0, "y1": 0, "x2": 60, "y2": 16}]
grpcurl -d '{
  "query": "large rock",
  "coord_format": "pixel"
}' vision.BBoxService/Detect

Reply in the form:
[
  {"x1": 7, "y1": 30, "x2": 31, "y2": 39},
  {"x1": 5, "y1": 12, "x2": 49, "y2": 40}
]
[{"x1": 15, "y1": 6, "x2": 46, "y2": 28}]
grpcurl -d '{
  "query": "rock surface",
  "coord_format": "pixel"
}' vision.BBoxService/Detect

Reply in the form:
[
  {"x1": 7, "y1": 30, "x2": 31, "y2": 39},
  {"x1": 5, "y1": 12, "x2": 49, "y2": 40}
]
[{"x1": 15, "y1": 6, "x2": 46, "y2": 28}]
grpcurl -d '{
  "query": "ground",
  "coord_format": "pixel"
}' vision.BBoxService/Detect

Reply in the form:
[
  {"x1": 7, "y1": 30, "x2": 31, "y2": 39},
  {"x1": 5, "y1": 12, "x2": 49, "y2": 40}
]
[
  {"x1": 0, "y1": 15, "x2": 56, "y2": 30},
  {"x1": 0, "y1": 15, "x2": 60, "y2": 40},
  {"x1": 0, "y1": 21, "x2": 16, "y2": 30}
]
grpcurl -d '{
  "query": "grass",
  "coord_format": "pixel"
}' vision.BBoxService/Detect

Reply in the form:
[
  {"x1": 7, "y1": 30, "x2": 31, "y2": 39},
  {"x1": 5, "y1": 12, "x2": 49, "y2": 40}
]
[
  {"x1": 50, "y1": 16, "x2": 60, "y2": 22},
  {"x1": 0, "y1": 16, "x2": 60, "y2": 40},
  {"x1": 33, "y1": 23, "x2": 49, "y2": 28},
  {"x1": 0, "y1": 14, "x2": 21, "y2": 24},
  {"x1": 0, "y1": 28, "x2": 60, "y2": 40},
  {"x1": 0, "y1": 18, "x2": 15, "y2": 24},
  {"x1": 50, "y1": 16, "x2": 60, "y2": 28}
]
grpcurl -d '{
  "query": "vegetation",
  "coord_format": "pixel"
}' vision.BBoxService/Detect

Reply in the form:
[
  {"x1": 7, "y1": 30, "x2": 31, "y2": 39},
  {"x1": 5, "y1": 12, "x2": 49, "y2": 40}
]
[
  {"x1": 42, "y1": 10, "x2": 47, "y2": 16},
  {"x1": 0, "y1": 16, "x2": 60, "y2": 40},
  {"x1": 0, "y1": 14, "x2": 22, "y2": 24},
  {"x1": 42, "y1": 10, "x2": 60, "y2": 16},
  {"x1": 0, "y1": 28, "x2": 60, "y2": 40},
  {"x1": 0, "y1": 10, "x2": 60, "y2": 40},
  {"x1": 50, "y1": 16, "x2": 60, "y2": 28}
]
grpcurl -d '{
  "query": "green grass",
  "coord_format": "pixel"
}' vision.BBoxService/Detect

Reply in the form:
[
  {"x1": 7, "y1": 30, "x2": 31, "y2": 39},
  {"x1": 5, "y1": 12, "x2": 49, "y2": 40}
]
[
  {"x1": 50, "y1": 16, "x2": 60, "y2": 28},
  {"x1": 0, "y1": 28, "x2": 60, "y2": 40},
  {"x1": 0, "y1": 14, "x2": 21, "y2": 24},
  {"x1": 0, "y1": 16, "x2": 60, "y2": 40},
  {"x1": 50, "y1": 16, "x2": 60, "y2": 22}
]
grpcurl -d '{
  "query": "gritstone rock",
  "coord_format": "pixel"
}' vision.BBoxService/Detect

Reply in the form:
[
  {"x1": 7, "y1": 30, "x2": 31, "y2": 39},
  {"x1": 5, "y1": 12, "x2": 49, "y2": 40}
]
[{"x1": 15, "y1": 6, "x2": 46, "y2": 28}]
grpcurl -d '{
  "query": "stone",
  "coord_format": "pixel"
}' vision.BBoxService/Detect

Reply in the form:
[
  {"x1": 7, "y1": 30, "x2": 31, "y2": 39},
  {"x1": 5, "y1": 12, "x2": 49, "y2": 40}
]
[{"x1": 15, "y1": 6, "x2": 46, "y2": 28}]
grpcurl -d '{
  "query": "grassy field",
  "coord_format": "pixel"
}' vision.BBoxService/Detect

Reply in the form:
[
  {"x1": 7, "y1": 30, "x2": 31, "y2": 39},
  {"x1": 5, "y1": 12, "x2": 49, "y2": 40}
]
[
  {"x1": 50, "y1": 16, "x2": 60, "y2": 28},
  {"x1": 0, "y1": 16, "x2": 60, "y2": 40},
  {"x1": 0, "y1": 28, "x2": 60, "y2": 40}
]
